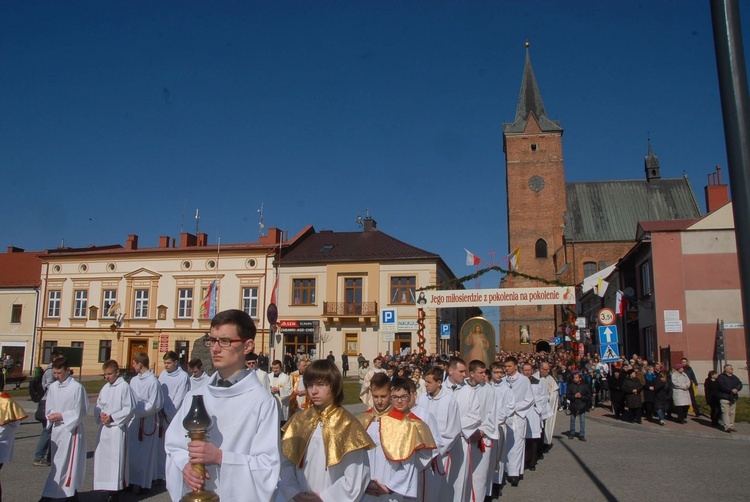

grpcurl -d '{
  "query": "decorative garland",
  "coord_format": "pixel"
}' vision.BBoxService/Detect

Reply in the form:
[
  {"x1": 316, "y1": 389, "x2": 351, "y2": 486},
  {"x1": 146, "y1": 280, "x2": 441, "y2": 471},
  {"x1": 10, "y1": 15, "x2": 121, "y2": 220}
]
[
  {"x1": 417, "y1": 264, "x2": 576, "y2": 292},
  {"x1": 416, "y1": 308, "x2": 426, "y2": 354}
]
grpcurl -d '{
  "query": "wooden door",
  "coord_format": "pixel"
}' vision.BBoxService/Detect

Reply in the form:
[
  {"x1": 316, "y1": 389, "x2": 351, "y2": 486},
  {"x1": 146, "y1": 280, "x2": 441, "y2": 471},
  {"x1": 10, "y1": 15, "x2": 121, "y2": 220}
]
[{"x1": 127, "y1": 339, "x2": 149, "y2": 369}]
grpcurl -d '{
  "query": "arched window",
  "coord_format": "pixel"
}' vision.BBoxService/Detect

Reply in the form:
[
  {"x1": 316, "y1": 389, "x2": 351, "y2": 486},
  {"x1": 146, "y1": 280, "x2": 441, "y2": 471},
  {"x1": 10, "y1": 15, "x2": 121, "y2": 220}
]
[{"x1": 535, "y1": 239, "x2": 548, "y2": 259}]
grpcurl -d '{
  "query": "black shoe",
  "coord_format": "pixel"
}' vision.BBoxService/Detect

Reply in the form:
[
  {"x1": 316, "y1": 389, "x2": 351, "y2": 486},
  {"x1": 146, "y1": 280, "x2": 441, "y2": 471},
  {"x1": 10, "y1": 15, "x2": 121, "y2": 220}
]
[
  {"x1": 492, "y1": 483, "x2": 502, "y2": 497},
  {"x1": 568, "y1": 432, "x2": 576, "y2": 439},
  {"x1": 508, "y1": 476, "x2": 519, "y2": 487},
  {"x1": 578, "y1": 435, "x2": 587, "y2": 442},
  {"x1": 538, "y1": 453, "x2": 544, "y2": 461},
  {"x1": 528, "y1": 466, "x2": 536, "y2": 471}
]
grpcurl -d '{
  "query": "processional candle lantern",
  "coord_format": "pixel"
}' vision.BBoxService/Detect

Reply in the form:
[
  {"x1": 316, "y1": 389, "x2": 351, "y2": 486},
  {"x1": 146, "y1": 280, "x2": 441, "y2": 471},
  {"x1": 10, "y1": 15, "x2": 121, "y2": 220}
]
[{"x1": 181, "y1": 395, "x2": 220, "y2": 502}]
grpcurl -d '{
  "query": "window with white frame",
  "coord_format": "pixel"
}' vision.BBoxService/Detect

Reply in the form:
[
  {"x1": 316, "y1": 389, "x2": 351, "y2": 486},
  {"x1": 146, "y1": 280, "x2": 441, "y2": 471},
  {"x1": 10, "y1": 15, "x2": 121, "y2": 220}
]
[
  {"x1": 134, "y1": 289, "x2": 149, "y2": 318},
  {"x1": 242, "y1": 287, "x2": 259, "y2": 318},
  {"x1": 48, "y1": 290, "x2": 61, "y2": 317},
  {"x1": 73, "y1": 290, "x2": 88, "y2": 318},
  {"x1": 178, "y1": 288, "x2": 193, "y2": 318},
  {"x1": 102, "y1": 289, "x2": 117, "y2": 317}
]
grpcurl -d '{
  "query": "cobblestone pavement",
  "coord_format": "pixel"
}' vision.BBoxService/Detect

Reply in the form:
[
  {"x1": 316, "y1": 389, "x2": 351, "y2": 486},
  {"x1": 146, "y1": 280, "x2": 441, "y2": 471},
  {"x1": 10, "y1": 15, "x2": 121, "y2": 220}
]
[{"x1": 3, "y1": 397, "x2": 748, "y2": 501}]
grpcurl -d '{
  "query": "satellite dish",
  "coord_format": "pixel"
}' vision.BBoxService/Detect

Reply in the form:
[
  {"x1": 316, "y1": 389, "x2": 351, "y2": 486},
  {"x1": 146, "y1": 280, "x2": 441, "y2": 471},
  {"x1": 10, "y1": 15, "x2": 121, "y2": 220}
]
[
  {"x1": 355, "y1": 215, "x2": 363, "y2": 226},
  {"x1": 624, "y1": 287, "x2": 635, "y2": 298}
]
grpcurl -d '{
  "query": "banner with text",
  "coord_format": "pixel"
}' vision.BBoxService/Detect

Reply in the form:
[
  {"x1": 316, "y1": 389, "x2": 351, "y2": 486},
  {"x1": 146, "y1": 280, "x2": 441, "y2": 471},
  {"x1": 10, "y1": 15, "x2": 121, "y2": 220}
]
[{"x1": 422, "y1": 287, "x2": 575, "y2": 308}]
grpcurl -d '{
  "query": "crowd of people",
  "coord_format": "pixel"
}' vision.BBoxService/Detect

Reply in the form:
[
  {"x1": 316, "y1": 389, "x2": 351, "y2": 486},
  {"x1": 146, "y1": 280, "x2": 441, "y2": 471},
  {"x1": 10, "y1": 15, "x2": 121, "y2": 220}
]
[{"x1": 0, "y1": 309, "x2": 741, "y2": 502}]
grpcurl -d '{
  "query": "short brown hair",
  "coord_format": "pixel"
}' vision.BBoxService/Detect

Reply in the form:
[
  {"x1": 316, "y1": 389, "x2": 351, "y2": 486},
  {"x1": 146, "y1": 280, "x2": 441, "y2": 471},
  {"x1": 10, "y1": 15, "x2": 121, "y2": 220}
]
[
  {"x1": 211, "y1": 309, "x2": 256, "y2": 340},
  {"x1": 469, "y1": 360, "x2": 486, "y2": 372},
  {"x1": 370, "y1": 372, "x2": 391, "y2": 391},
  {"x1": 303, "y1": 359, "x2": 344, "y2": 406},
  {"x1": 102, "y1": 359, "x2": 120, "y2": 372},
  {"x1": 424, "y1": 366, "x2": 444, "y2": 382},
  {"x1": 52, "y1": 357, "x2": 69, "y2": 370},
  {"x1": 133, "y1": 351, "x2": 150, "y2": 368},
  {"x1": 449, "y1": 356, "x2": 466, "y2": 370}
]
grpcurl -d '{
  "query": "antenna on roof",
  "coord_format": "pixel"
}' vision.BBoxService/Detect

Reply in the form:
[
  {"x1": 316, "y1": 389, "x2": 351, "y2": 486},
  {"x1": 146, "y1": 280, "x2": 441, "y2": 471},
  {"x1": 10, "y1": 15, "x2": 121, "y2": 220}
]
[
  {"x1": 180, "y1": 198, "x2": 186, "y2": 234},
  {"x1": 258, "y1": 202, "x2": 265, "y2": 237}
]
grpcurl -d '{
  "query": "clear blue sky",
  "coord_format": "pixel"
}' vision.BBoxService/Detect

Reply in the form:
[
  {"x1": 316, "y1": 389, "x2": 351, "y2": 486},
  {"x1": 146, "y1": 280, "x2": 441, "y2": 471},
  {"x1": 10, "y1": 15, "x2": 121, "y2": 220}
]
[{"x1": 2, "y1": 2, "x2": 747, "y2": 326}]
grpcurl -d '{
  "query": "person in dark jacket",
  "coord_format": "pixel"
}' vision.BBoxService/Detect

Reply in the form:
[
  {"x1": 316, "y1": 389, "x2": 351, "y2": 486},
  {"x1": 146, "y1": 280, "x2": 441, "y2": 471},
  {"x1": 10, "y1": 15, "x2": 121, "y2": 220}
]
[
  {"x1": 566, "y1": 371, "x2": 592, "y2": 441},
  {"x1": 704, "y1": 370, "x2": 720, "y2": 427},
  {"x1": 608, "y1": 367, "x2": 625, "y2": 420},
  {"x1": 622, "y1": 368, "x2": 645, "y2": 424},
  {"x1": 642, "y1": 366, "x2": 657, "y2": 421},
  {"x1": 653, "y1": 371, "x2": 672, "y2": 425},
  {"x1": 716, "y1": 364, "x2": 743, "y2": 432}
]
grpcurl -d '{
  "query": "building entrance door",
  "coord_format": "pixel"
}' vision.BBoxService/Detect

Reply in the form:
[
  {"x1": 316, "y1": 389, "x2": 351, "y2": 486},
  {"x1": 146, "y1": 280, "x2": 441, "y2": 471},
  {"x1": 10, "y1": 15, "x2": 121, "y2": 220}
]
[
  {"x1": 127, "y1": 339, "x2": 149, "y2": 369},
  {"x1": 174, "y1": 340, "x2": 189, "y2": 370}
]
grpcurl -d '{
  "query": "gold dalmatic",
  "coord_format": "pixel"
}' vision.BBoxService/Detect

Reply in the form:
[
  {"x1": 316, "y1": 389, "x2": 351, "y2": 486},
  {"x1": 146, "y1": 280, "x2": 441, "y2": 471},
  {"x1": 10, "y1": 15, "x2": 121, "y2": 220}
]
[
  {"x1": 0, "y1": 392, "x2": 28, "y2": 426},
  {"x1": 281, "y1": 405, "x2": 375, "y2": 468},
  {"x1": 374, "y1": 409, "x2": 437, "y2": 462}
]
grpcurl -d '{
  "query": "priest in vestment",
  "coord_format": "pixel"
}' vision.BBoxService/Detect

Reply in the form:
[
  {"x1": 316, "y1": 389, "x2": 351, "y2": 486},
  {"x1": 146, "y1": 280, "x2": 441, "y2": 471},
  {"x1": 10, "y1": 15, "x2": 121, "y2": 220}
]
[
  {"x1": 40, "y1": 358, "x2": 89, "y2": 501},
  {"x1": 359, "y1": 377, "x2": 435, "y2": 502},
  {"x1": 93, "y1": 360, "x2": 136, "y2": 501},
  {"x1": 127, "y1": 352, "x2": 164, "y2": 493},
  {"x1": 166, "y1": 309, "x2": 280, "y2": 501},
  {"x1": 276, "y1": 359, "x2": 374, "y2": 502},
  {"x1": 269, "y1": 359, "x2": 293, "y2": 425}
]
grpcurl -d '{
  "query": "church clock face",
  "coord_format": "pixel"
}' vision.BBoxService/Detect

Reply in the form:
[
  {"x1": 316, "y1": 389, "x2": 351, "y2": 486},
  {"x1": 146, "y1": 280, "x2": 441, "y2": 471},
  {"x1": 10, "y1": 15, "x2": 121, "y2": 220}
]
[{"x1": 528, "y1": 175, "x2": 545, "y2": 193}]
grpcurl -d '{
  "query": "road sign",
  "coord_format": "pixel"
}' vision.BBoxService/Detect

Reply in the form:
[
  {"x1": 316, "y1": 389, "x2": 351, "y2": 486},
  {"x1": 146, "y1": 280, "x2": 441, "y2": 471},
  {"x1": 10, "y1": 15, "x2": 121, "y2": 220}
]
[
  {"x1": 554, "y1": 337, "x2": 563, "y2": 345},
  {"x1": 598, "y1": 325, "x2": 618, "y2": 344},
  {"x1": 381, "y1": 309, "x2": 397, "y2": 333},
  {"x1": 600, "y1": 343, "x2": 620, "y2": 362},
  {"x1": 440, "y1": 323, "x2": 451, "y2": 339},
  {"x1": 598, "y1": 308, "x2": 615, "y2": 326},
  {"x1": 382, "y1": 332, "x2": 395, "y2": 342}
]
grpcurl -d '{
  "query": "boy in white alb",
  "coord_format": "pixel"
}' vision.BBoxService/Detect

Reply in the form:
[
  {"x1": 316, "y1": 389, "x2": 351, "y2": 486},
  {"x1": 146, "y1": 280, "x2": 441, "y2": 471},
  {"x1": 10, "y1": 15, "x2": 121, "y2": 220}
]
[
  {"x1": 156, "y1": 351, "x2": 190, "y2": 481},
  {"x1": 39, "y1": 358, "x2": 89, "y2": 502},
  {"x1": 188, "y1": 358, "x2": 210, "y2": 390},
  {"x1": 93, "y1": 360, "x2": 136, "y2": 502},
  {"x1": 127, "y1": 352, "x2": 164, "y2": 494},
  {"x1": 165, "y1": 309, "x2": 281, "y2": 501}
]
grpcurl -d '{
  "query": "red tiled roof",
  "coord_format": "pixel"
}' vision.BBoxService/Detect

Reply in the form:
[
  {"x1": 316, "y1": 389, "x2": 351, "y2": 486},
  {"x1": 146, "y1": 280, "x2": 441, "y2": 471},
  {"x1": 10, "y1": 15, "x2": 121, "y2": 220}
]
[
  {"x1": 0, "y1": 252, "x2": 42, "y2": 287},
  {"x1": 282, "y1": 229, "x2": 439, "y2": 264}
]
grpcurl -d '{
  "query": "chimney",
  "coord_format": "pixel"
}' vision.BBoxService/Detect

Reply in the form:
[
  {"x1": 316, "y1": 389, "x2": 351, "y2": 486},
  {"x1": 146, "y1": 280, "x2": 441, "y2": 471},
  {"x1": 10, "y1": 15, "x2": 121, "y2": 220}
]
[
  {"x1": 180, "y1": 232, "x2": 197, "y2": 247},
  {"x1": 197, "y1": 232, "x2": 208, "y2": 246},
  {"x1": 705, "y1": 165, "x2": 730, "y2": 213},
  {"x1": 259, "y1": 228, "x2": 282, "y2": 245},
  {"x1": 126, "y1": 234, "x2": 139, "y2": 250},
  {"x1": 6, "y1": 246, "x2": 24, "y2": 253},
  {"x1": 363, "y1": 217, "x2": 377, "y2": 232},
  {"x1": 158, "y1": 236, "x2": 171, "y2": 248}
]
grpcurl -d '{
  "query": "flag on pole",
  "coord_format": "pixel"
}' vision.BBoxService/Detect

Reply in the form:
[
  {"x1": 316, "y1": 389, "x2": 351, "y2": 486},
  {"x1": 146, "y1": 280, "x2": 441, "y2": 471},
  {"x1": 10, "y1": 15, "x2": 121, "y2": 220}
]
[
  {"x1": 465, "y1": 249, "x2": 481, "y2": 266},
  {"x1": 615, "y1": 290, "x2": 625, "y2": 316},
  {"x1": 507, "y1": 248, "x2": 521, "y2": 270},
  {"x1": 270, "y1": 275, "x2": 279, "y2": 305},
  {"x1": 596, "y1": 279, "x2": 609, "y2": 298},
  {"x1": 201, "y1": 280, "x2": 218, "y2": 319}
]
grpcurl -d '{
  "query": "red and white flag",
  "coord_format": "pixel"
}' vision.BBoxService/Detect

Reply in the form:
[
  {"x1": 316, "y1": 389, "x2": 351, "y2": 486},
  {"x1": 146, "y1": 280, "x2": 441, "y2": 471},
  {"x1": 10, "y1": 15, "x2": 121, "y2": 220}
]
[
  {"x1": 465, "y1": 249, "x2": 481, "y2": 266},
  {"x1": 616, "y1": 290, "x2": 626, "y2": 316}
]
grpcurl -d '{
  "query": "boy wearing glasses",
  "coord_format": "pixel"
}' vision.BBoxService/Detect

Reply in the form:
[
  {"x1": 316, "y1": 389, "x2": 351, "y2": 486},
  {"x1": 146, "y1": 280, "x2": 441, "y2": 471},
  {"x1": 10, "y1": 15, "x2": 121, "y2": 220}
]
[
  {"x1": 276, "y1": 359, "x2": 374, "y2": 501},
  {"x1": 165, "y1": 309, "x2": 280, "y2": 501},
  {"x1": 359, "y1": 376, "x2": 436, "y2": 501},
  {"x1": 245, "y1": 352, "x2": 270, "y2": 391}
]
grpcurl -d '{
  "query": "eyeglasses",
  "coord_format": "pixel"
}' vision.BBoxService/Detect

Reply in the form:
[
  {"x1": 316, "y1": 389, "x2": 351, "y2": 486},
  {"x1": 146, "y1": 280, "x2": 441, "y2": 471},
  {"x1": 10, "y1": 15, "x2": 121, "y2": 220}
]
[
  {"x1": 390, "y1": 394, "x2": 410, "y2": 402},
  {"x1": 204, "y1": 336, "x2": 244, "y2": 348}
]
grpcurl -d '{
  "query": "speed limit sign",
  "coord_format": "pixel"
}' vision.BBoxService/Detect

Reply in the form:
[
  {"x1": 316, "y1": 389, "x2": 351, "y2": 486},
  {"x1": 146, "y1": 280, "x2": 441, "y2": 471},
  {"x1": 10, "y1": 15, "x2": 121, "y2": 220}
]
[{"x1": 598, "y1": 308, "x2": 615, "y2": 326}]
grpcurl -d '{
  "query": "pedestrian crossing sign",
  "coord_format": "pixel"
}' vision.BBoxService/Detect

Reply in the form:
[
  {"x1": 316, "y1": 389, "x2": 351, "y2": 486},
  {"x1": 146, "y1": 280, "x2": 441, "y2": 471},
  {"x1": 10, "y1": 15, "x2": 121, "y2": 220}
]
[{"x1": 600, "y1": 343, "x2": 620, "y2": 363}]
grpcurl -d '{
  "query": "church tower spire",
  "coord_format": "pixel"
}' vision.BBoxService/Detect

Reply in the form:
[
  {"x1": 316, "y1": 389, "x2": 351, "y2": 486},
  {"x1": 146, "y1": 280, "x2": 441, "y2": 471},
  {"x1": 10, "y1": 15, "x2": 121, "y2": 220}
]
[
  {"x1": 503, "y1": 42, "x2": 562, "y2": 135},
  {"x1": 644, "y1": 138, "x2": 661, "y2": 182}
]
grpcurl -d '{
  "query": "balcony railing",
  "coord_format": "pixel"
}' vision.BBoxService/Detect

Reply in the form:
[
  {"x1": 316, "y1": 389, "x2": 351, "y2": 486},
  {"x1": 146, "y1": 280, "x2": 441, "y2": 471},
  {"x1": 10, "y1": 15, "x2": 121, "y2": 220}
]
[{"x1": 323, "y1": 302, "x2": 378, "y2": 317}]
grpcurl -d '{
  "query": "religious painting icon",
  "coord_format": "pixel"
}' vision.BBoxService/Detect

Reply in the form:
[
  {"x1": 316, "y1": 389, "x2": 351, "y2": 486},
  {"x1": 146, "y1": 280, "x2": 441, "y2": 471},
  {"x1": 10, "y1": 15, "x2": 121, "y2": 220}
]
[
  {"x1": 520, "y1": 325, "x2": 531, "y2": 345},
  {"x1": 460, "y1": 317, "x2": 495, "y2": 367}
]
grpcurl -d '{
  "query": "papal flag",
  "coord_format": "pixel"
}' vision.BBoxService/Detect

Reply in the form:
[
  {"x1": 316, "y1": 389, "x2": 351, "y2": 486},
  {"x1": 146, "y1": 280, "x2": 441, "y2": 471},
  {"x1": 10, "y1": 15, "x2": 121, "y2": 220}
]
[
  {"x1": 465, "y1": 249, "x2": 481, "y2": 266},
  {"x1": 507, "y1": 248, "x2": 521, "y2": 271},
  {"x1": 596, "y1": 279, "x2": 609, "y2": 298}
]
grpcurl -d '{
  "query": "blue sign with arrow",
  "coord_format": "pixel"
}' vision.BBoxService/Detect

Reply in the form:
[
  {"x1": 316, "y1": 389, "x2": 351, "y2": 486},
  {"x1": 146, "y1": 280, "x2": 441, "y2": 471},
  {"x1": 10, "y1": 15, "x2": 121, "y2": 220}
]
[{"x1": 598, "y1": 325, "x2": 618, "y2": 344}]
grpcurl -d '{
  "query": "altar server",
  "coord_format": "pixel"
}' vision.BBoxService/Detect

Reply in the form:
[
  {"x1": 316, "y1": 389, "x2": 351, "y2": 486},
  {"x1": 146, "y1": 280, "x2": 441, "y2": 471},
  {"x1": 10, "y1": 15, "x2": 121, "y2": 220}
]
[
  {"x1": 156, "y1": 351, "x2": 190, "y2": 481},
  {"x1": 501, "y1": 357, "x2": 534, "y2": 487},
  {"x1": 188, "y1": 358, "x2": 210, "y2": 391}
]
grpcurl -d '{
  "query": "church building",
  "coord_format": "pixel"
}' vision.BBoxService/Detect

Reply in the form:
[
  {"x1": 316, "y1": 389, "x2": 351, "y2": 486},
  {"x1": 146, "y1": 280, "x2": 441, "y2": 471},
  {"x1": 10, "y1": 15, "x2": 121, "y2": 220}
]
[{"x1": 500, "y1": 46, "x2": 702, "y2": 351}]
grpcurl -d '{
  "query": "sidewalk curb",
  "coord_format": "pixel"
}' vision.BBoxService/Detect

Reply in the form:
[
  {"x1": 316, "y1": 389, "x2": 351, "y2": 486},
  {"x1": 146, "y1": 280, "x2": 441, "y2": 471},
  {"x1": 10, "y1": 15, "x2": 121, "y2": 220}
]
[{"x1": 585, "y1": 413, "x2": 750, "y2": 441}]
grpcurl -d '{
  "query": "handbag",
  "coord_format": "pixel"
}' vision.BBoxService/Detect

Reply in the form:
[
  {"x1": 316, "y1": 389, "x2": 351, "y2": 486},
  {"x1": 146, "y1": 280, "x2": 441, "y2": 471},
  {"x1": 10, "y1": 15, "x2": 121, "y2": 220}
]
[{"x1": 35, "y1": 400, "x2": 46, "y2": 422}]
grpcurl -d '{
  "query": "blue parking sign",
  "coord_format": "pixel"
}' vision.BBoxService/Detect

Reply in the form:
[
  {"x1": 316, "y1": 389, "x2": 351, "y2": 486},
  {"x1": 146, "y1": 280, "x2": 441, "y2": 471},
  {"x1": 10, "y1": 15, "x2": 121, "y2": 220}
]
[{"x1": 381, "y1": 309, "x2": 396, "y2": 325}]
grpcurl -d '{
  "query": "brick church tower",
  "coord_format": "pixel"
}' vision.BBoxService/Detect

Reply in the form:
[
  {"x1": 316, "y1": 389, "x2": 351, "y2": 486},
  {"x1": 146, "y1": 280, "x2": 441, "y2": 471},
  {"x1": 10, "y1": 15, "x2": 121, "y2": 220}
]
[{"x1": 500, "y1": 45, "x2": 567, "y2": 351}]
